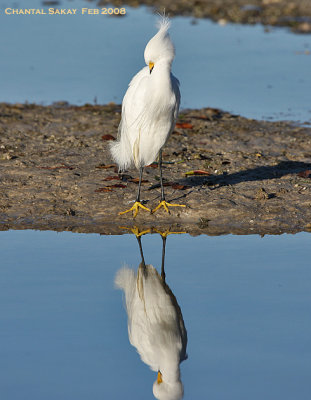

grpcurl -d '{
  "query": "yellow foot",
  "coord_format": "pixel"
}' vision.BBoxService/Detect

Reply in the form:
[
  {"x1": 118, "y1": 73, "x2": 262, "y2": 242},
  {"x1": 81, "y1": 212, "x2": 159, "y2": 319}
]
[
  {"x1": 153, "y1": 228, "x2": 186, "y2": 238},
  {"x1": 119, "y1": 201, "x2": 151, "y2": 218},
  {"x1": 152, "y1": 200, "x2": 186, "y2": 214},
  {"x1": 119, "y1": 226, "x2": 151, "y2": 237}
]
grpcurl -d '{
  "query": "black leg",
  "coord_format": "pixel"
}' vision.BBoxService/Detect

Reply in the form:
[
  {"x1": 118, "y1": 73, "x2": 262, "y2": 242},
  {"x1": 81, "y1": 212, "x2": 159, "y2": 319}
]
[
  {"x1": 136, "y1": 235, "x2": 146, "y2": 268},
  {"x1": 161, "y1": 235, "x2": 167, "y2": 282},
  {"x1": 119, "y1": 166, "x2": 150, "y2": 217},
  {"x1": 136, "y1": 167, "x2": 144, "y2": 203},
  {"x1": 159, "y1": 150, "x2": 165, "y2": 202}
]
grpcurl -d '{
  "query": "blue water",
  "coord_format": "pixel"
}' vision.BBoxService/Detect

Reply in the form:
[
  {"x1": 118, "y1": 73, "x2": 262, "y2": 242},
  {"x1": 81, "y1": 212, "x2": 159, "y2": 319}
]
[
  {"x1": 0, "y1": 230, "x2": 310, "y2": 399},
  {"x1": 0, "y1": 0, "x2": 310, "y2": 122}
]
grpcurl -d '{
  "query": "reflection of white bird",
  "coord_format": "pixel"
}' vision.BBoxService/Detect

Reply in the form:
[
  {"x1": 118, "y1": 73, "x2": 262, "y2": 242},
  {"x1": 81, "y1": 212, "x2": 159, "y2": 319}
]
[
  {"x1": 110, "y1": 17, "x2": 186, "y2": 217},
  {"x1": 115, "y1": 235, "x2": 187, "y2": 400}
]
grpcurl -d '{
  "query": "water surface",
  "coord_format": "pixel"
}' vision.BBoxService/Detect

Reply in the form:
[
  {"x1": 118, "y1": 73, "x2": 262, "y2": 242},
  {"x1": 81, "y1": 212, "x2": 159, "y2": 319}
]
[
  {"x1": 0, "y1": 230, "x2": 310, "y2": 399},
  {"x1": 0, "y1": 0, "x2": 310, "y2": 122}
]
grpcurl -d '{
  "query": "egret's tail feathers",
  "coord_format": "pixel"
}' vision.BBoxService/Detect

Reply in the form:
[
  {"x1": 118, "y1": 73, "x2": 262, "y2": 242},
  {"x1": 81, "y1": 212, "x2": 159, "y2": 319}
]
[
  {"x1": 109, "y1": 140, "x2": 132, "y2": 172},
  {"x1": 115, "y1": 267, "x2": 136, "y2": 313},
  {"x1": 115, "y1": 266, "x2": 136, "y2": 293}
]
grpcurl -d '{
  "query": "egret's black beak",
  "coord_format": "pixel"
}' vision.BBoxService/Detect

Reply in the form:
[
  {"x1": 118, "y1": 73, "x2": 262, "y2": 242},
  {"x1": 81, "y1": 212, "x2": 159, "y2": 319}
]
[{"x1": 149, "y1": 62, "x2": 154, "y2": 74}]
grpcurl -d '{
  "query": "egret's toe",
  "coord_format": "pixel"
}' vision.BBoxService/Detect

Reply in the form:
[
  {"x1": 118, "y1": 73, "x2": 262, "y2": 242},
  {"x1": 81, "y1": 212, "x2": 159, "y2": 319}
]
[
  {"x1": 152, "y1": 200, "x2": 186, "y2": 214},
  {"x1": 119, "y1": 201, "x2": 151, "y2": 218},
  {"x1": 153, "y1": 228, "x2": 186, "y2": 237}
]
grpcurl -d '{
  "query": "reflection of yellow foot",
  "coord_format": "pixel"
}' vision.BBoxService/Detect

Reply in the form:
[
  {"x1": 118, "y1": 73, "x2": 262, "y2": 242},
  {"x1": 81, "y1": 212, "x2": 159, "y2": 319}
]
[
  {"x1": 119, "y1": 201, "x2": 151, "y2": 218},
  {"x1": 119, "y1": 226, "x2": 151, "y2": 237},
  {"x1": 152, "y1": 200, "x2": 186, "y2": 214},
  {"x1": 153, "y1": 228, "x2": 186, "y2": 238}
]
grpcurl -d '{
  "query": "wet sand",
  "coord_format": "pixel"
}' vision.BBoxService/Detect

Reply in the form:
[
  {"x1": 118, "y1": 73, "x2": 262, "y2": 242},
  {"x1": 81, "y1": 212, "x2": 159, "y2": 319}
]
[
  {"x1": 1, "y1": 102, "x2": 311, "y2": 235},
  {"x1": 98, "y1": 0, "x2": 311, "y2": 33}
]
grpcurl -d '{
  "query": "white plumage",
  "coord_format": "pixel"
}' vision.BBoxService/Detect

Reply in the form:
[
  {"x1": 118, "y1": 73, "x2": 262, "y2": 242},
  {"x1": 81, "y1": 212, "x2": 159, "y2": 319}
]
[
  {"x1": 110, "y1": 17, "x2": 180, "y2": 171},
  {"x1": 115, "y1": 259, "x2": 187, "y2": 400}
]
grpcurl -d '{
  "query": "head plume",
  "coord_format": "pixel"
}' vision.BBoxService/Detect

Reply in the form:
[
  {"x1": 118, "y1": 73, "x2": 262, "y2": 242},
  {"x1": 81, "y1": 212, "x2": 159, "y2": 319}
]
[
  {"x1": 156, "y1": 13, "x2": 171, "y2": 33},
  {"x1": 144, "y1": 14, "x2": 175, "y2": 66}
]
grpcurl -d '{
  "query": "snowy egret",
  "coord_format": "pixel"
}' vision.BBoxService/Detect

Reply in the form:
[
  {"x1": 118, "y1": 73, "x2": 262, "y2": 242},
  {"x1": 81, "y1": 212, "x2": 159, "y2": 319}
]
[
  {"x1": 115, "y1": 233, "x2": 188, "y2": 399},
  {"x1": 110, "y1": 17, "x2": 186, "y2": 217}
]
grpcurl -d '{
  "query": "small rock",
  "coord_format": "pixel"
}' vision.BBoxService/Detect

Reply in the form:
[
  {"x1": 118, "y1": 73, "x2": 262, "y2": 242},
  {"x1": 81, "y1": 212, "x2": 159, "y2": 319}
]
[
  {"x1": 255, "y1": 187, "x2": 269, "y2": 200},
  {"x1": 66, "y1": 208, "x2": 76, "y2": 216}
]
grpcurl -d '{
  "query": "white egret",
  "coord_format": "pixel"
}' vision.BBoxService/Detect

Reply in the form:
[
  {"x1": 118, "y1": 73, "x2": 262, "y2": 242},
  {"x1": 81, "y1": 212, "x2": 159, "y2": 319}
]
[
  {"x1": 110, "y1": 16, "x2": 186, "y2": 217},
  {"x1": 115, "y1": 233, "x2": 188, "y2": 399}
]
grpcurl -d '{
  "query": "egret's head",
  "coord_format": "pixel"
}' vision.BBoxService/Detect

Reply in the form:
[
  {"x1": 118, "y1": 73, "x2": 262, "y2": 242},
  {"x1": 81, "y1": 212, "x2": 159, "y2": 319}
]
[
  {"x1": 152, "y1": 371, "x2": 184, "y2": 400},
  {"x1": 144, "y1": 16, "x2": 175, "y2": 72}
]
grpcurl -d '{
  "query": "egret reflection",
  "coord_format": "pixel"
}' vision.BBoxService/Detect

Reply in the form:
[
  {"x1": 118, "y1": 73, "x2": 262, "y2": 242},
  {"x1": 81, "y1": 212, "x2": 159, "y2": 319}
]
[{"x1": 115, "y1": 230, "x2": 188, "y2": 400}]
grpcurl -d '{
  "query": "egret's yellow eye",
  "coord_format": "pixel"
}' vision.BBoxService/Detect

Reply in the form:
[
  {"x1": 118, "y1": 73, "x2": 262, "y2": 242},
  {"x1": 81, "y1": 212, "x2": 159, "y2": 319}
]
[{"x1": 149, "y1": 62, "x2": 154, "y2": 74}]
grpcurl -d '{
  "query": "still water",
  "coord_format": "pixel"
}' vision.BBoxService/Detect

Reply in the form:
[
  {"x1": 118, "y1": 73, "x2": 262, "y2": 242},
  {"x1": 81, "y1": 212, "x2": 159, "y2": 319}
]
[
  {"x1": 1, "y1": 230, "x2": 310, "y2": 399},
  {"x1": 0, "y1": 0, "x2": 310, "y2": 122}
]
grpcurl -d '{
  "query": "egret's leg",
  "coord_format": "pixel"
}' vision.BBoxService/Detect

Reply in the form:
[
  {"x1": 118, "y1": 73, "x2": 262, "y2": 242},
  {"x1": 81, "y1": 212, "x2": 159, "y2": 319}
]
[
  {"x1": 152, "y1": 150, "x2": 186, "y2": 214},
  {"x1": 159, "y1": 150, "x2": 165, "y2": 202},
  {"x1": 161, "y1": 235, "x2": 167, "y2": 282},
  {"x1": 136, "y1": 236, "x2": 147, "y2": 301},
  {"x1": 119, "y1": 167, "x2": 151, "y2": 217},
  {"x1": 136, "y1": 166, "x2": 143, "y2": 202},
  {"x1": 136, "y1": 235, "x2": 146, "y2": 268}
]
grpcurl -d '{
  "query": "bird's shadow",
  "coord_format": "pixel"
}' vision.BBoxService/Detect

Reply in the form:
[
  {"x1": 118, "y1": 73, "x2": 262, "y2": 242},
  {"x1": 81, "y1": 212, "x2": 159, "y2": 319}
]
[{"x1": 177, "y1": 160, "x2": 311, "y2": 190}]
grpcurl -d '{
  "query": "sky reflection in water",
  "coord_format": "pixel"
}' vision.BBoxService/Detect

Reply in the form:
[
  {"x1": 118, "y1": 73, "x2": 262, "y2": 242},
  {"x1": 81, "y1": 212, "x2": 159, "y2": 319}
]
[{"x1": 0, "y1": 230, "x2": 310, "y2": 399}]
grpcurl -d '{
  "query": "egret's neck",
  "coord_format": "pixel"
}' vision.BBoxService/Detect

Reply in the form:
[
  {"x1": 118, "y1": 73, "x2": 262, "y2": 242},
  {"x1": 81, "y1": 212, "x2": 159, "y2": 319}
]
[
  {"x1": 156, "y1": 58, "x2": 172, "y2": 71},
  {"x1": 161, "y1": 359, "x2": 181, "y2": 384},
  {"x1": 151, "y1": 60, "x2": 172, "y2": 85}
]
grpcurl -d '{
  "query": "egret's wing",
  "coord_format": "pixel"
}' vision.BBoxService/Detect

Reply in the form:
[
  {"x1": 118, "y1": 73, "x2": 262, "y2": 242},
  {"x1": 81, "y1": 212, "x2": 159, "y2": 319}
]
[
  {"x1": 111, "y1": 66, "x2": 150, "y2": 170},
  {"x1": 119, "y1": 66, "x2": 156, "y2": 167},
  {"x1": 171, "y1": 73, "x2": 181, "y2": 123},
  {"x1": 120, "y1": 66, "x2": 150, "y2": 138}
]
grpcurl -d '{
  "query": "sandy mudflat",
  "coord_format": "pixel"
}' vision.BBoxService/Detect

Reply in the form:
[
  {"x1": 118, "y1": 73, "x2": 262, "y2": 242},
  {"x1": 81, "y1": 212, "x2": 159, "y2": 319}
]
[{"x1": 1, "y1": 102, "x2": 311, "y2": 235}]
